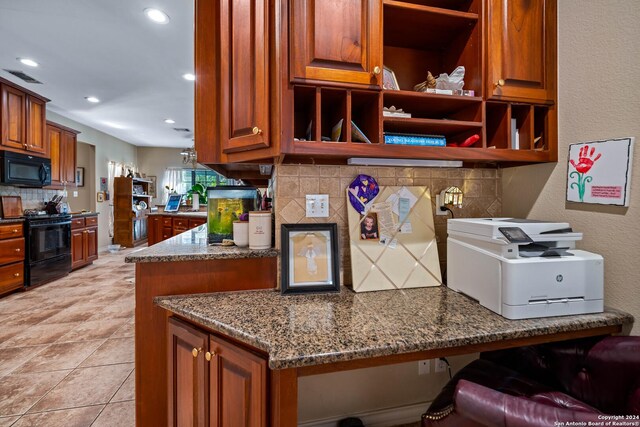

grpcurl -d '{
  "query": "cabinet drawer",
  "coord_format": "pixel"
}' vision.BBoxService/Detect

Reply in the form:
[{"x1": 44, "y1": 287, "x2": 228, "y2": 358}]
[
  {"x1": 162, "y1": 227, "x2": 173, "y2": 240},
  {"x1": 71, "y1": 218, "x2": 85, "y2": 229},
  {"x1": 173, "y1": 218, "x2": 189, "y2": 228},
  {"x1": 0, "y1": 261, "x2": 23, "y2": 295},
  {"x1": 0, "y1": 223, "x2": 23, "y2": 240},
  {"x1": 0, "y1": 238, "x2": 25, "y2": 264},
  {"x1": 85, "y1": 216, "x2": 98, "y2": 227},
  {"x1": 189, "y1": 219, "x2": 206, "y2": 228},
  {"x1": 162, "y1": 217, "x2": 172, "y2": 226}
]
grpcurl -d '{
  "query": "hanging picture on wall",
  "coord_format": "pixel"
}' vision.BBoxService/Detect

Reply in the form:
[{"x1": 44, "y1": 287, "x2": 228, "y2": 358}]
[
  {"x1": 148, "y1": 176, "x2": 157, "y2": 198},
  {"x1": 566, "y1": 137, "x2": 634, "y2": 206},
  {"x1": 75, "y1": 167, "x2": 84, "y2": 187},
  {"x1": 97, "y1": 192, "x2": 105, "y2": 203}
]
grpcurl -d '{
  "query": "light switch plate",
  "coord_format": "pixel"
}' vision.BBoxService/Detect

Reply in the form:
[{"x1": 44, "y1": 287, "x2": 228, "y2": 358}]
[
  {"x1": 305, "y1": 194, "x2": 329, "y2": 218},
  {"x1": 73, "y1": 191, "x2": 78, "y2": 198}
]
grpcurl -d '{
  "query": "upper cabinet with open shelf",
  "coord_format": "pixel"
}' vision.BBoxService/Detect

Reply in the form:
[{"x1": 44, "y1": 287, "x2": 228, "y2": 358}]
[{"x1": 195, "y1": 0, "x2": 557, "y2": 174}]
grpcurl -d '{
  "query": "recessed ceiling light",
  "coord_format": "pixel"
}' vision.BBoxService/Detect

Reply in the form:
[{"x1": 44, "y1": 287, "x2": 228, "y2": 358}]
[
  {"x1": 144, "y1": 8, "x2": 170, "y2": 24},
  {"x1": 182, "y1": 73, "x2": 196, "y2": 81},
  {"x1": 164, "y1": 118, "x2": 176, "y2": 124},
  {"x1": 17, "y1": 58, "x2": 38, "y2": 67},
  {"x1": 85, "y1": 96, "x2": 100, "y2": 103},
  {"x1": 103, "y1": 121, "x2": 126, "y2": 130}
]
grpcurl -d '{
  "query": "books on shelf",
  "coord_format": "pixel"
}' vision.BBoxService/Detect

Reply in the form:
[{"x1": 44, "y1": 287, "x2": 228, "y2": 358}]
[
  {"x1": 351, "y1": 121, "x2": 371, "y2": 144},
  {"x1": 384, "y1": 133, "x2": 446, "y2": 147},
  {"x1": 511, "y1": 118, "x2": 519, "y2": 150}
]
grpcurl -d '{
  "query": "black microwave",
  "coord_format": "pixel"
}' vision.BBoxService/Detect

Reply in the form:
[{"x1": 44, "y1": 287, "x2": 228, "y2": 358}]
[{"x1": 0, "y1": 151, "x2": 51, "y2": 187}]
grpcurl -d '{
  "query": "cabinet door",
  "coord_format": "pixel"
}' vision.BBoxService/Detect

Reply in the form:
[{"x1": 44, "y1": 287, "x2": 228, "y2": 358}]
[
  {"x1": 290, "y1": 0, "x2": 383, "y2": 87},
  {"x1": 148, "y1": 217, "x2": 157, "y2": 245},
  {"x1": 218, "y1": 0, "x2": 270, "y2": 154},
  {"x1": 26, "y1": 96, "x2": 46, "y2": 155},
  {"x1": 209, "y1": 335, "x2": 267, "y2": 427},
  {"x1": 61, "y1": 131, "x2": 77, "y2": 184},
  {"x1": 1, "y1": 84, "x2": 27, "y2": 150},
  {"x1": 486, "y1": 0, "x2": 557, "y2": 103},
  {"x1": 46, "y1": 124, "x2": 63, "y2": 187},
  {"x1": 71, "y1": 230, "x2": 85, "y2": 269},
  {"x1": 85, "y1": 227, "x2": 98, "y2": 262},
  {"x1": 168, "y1": 318, "x2": 209, "y2": 427}
]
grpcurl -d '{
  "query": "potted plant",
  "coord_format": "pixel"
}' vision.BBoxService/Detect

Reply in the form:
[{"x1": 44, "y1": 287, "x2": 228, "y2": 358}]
[{"x1": 186, "y1": 183, "x2": 207, "y2": 209}]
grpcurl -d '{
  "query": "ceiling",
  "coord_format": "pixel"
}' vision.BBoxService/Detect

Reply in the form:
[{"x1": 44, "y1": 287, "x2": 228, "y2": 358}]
[{"x1": 0, "y1": 0, "x2": 194, "y2": 148}]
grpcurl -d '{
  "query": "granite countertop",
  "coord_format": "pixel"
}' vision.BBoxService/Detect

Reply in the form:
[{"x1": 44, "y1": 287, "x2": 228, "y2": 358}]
[
  {"x1": 70, "y1": 212, "x2": 99, "y2": 218},
  {"x1": 155, "y1": 286, "x2": 634, "y2": 370},
  {"x1": 147, "y1": 211, "x2": 207, "y2": 217},
  {"x1": 124, "y1": 225, "x2": 278, "y2": 263},
  {"x1": 0, "y1": 218, "x2": 24, "y2": 224}
]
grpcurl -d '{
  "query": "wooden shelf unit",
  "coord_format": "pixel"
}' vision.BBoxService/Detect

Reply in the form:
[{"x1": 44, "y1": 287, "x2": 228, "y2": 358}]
[{"x1": 113, "y1": 177, "x2": 152, "y2": 248}]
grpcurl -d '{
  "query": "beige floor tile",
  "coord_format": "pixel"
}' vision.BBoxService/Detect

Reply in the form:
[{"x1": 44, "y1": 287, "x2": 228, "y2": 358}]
[
  {"x1": 91, "y1": 400, "x2": 134, "y2": 427},
  {"x1": 111, "y1": 369, "x2": 135, "y2": 402},
  {"x1": 3, "y1": 309, "x2": 63, "y2": 327},
  {"x1": 39, "y1": 307, "x2": 96, "y2": 325},
  {"x1": 11, "y1": 405, "x2": 103, "y2": 427},
  {"x1": 110, "y1": 321, "x2": 134, "y2": 338},
  {"x1": 0, "y1": 370, "x2": 70, "y2": 416},
  {"x1": 16, "y1": 340, "x2": 104, "y2": 374},
  {"x1": 28, "y1": 363, "x2": 133, "y2": 412},
  {"x1": 0, "y1": 325, "x2": 27, "y2": 345},
  {"x1": 80, "y1": 338, "x2": 134, "y2": 367},
  {"x1": 0, "y1": 346, "x2": 48, "y2": 377},
  {"x1": 0, "y1": 416, "x2": 19, "y2": 426},
  {"x1": 1, "y1": 323, "x2": 79, "y2": 348},
  {"x1": 56, "y1": 319, "x2": 127, "y2": 343}
]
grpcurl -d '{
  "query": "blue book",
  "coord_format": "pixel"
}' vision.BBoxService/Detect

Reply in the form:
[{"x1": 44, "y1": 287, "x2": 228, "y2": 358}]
[{"x1": 384, "y1": 133, "x2": 446, "y2": 146}]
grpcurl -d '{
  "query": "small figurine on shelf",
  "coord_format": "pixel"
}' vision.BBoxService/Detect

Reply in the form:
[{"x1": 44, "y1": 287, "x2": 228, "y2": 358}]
[{"x1": 413, "y1": 71, "x2": 437, "y2": 92}]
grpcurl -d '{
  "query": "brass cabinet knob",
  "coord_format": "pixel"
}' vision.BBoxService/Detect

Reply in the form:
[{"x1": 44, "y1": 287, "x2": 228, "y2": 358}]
[
  {"x1": 13, "y1": 273, "x2": 20, "y2": 277},
  {"x1": 192, "y1": 347, "x2": 202, "y2": 358},
  {"x1": 373, "y1": 66, "x2": 381, "y2": 75},
  {"x1": 496, "y1": 79, "x2": 505, "y2": 87},
  {"x1": 252, "y1": 127, "x2": 262, "y2": 135},
  {"x1": 205, "y1": 351, "x2": 216, "y2": 361},
  {"x1": 14, "y1": 248, "x2": 20, "y2": 252},
  {"x1": 12, "y1": 229, "x2": 18, "y2": 233}
]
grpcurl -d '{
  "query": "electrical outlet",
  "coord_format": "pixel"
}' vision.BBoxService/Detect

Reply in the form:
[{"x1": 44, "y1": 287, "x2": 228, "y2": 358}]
[
  {"x1": 418, "y1": 360, "x2": 430, "y2": 375},
  {"x1": 305, "y1": 194, "x2": 329, "y2": 218},
  {"x1": 435, "y1": 194, "x2": 448, "y2": 216},
  {"x1": 435, "y1": 358, "x2": 447, "y2": 373},
  {"x1": 73, "y1": 191, "x2": 78, "y2": 198}
]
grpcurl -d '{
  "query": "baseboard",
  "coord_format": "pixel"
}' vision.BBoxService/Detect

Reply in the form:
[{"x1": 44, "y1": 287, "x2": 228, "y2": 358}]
[{"x1": 298, "y1": 401, "x2": 429, "y2": 427}]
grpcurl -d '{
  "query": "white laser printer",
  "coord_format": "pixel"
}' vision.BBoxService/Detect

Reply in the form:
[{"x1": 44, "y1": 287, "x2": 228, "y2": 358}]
[{"x1": 447, "y1": 218, "x2": 603, "y2": 319}]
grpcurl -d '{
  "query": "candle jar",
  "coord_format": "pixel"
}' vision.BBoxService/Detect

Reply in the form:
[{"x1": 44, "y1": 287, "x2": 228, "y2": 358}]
[{"x1": 248, "y1": 211, "x2": 272, "y2": 250}]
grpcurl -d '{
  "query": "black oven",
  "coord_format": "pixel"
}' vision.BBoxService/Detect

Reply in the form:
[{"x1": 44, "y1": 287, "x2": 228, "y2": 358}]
[
  {"x1": 0, "y1": 150, "x2": 51, "y2": 187},
  {"x1": 24, "y1": 214, "x2": 71, "y2": 287}
]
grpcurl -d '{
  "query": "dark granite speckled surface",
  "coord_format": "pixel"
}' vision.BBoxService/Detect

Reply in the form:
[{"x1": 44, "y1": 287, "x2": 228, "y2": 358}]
[
  {"x1": 124, "y1": 225, "x2": 278, "y2": 263},
  {"x1": 70, "y1": 212, "x2": 99, "y2": 218},
  {"x1": 0, "y1": 218, "x2": 25, "y2": 224},
  {"x1": 155, "y1": 286, "x2": 633, "y2": 370}
]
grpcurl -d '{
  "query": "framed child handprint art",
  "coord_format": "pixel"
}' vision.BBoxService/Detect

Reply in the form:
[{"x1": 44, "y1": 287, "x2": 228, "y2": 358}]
[{"x1": 280, "y1": 223, "x2": 340, "y2": 295}]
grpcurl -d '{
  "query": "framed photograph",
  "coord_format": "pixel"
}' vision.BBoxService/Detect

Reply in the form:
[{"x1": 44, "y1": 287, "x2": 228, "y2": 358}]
[
  {"x1": 360, "y1": 213, "x2": 379, "y2": 240},
  {"x1": 148, "y1": 176, "x2": 157, "y2": 198},
  {"x1": 76, "y1": 167, "x2": 84, "y2": 187},
  {"x1": 383, "y1": 66, "x2": 400, "y2": 90},
  {"x1": 281, "y1": 223, "x2": 340, "y2": 294},
  {"x1": 97, "y1": 192, "x2": 105, "y2": 203}
]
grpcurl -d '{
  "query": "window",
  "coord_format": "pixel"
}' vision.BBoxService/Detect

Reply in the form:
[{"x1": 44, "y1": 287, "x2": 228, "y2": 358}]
[{"x1": 183, "y1": 169, "x2": 237, "y2": 189}]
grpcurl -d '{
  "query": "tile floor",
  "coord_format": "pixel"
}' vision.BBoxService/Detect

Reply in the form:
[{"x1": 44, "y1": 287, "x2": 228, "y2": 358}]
[{"x1": 0, "y1": 249, "x2": 135, "y2": 427}]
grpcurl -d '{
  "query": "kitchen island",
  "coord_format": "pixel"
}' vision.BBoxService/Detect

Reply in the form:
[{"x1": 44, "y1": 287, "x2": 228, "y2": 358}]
[
  {"x1": 156, "y1": 287, "x2": 633, "y2": 426},
  {"x1": 125, "y1": 225, "x2": 278, "y2": 426}
]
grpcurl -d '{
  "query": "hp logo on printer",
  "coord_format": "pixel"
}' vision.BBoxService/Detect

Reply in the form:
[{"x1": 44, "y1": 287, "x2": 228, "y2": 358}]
[{"x1": 556, "y1": 274, "x2": 564, "y2": 283}]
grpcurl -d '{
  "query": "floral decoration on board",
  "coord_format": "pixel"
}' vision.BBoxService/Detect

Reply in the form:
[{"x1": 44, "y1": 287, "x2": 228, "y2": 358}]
[{"x1": 569, "y1": 145, "x2": 601, "y2": 202}]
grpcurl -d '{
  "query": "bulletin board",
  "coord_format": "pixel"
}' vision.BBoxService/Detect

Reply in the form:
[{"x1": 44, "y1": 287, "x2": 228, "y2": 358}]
[{"x1": 346, "y1": 186, "x2": 442, "y2": 292}]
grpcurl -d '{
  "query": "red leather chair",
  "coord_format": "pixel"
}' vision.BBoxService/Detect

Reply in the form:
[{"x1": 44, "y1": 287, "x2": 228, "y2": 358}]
[{"x1": 422, "y1": 336, "x2": 640, "y2": 426}]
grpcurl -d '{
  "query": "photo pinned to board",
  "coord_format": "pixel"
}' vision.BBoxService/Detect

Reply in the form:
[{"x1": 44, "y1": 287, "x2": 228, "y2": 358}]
[{"x1": 360, "y1": 212, "x2": 379, "y2": 240}]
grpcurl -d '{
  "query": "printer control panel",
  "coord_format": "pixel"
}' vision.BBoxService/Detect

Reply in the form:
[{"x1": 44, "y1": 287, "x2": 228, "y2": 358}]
[{"x1": 498, "y1": 227, "x2": 534, "y2": 243}]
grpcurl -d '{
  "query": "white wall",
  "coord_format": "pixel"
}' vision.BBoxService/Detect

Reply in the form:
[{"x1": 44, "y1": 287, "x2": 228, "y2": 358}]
[
  {"x1": 71, "y1": 142, "x2": 96, "y2": 213},
  {"x1": 46, "y1": 111, "x2": 138, "y2": 249},
  {"x1": 502, "y1": 1, "x2": 640, "y2": 331},
  {"x1": 136, "y1": 147, "x2": 192, "y2": 205}
]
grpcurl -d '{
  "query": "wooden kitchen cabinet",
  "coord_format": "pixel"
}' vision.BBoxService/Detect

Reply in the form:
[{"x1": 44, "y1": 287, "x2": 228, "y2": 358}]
[
  {"x1": 148, "y1": 214, "x2": 207, "y2": 246},
  {"x1": 46, "y1": 121, "x2": 79, "y2": 188},
  {"x1": 0, "y1": 222, "x2": 24, "y2": 297},
  {"x1": 167, "y1": 317, "x2": 267, "y2": 427},
  {"x1": 486, "y1": 0, "x2": 557, "y2": 103},
  {"x1": 290, "y1": 0, "x2": 383, "y2": 87},
  {"x1": 71, "y1": 214, "x2": 99, "y2": 271},
  {"x1": 1, "y1": 78, "x2": 49, "y2": 156}
]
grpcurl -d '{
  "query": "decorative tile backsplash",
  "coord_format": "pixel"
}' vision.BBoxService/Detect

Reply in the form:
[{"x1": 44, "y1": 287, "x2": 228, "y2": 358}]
[
  {"x1": 0, "y1": 186, "x2": 65, "y2": 212},
  {"x1": 272, "y1": 164, "x2": 502, "y2": 286}
]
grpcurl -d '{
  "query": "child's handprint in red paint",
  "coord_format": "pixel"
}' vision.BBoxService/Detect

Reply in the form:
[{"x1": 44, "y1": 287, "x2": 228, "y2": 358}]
[{"x1": 570, "y1": 145, "x2": 601, "y2": 174}]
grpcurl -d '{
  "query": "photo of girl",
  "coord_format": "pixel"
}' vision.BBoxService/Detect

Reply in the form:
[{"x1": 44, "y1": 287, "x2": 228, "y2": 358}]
[{"x1": 360, "y1": 213, "x2": 379, "y2": 240}]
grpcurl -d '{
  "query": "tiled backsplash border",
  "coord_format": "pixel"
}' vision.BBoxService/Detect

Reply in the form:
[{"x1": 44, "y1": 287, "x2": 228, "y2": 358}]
[
  {"x1": 0, "y1": 186, "x2": 66, "y2": 212},
  {"x1": 272, "y1": 164, "x2": 502, "y2": 286}
]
